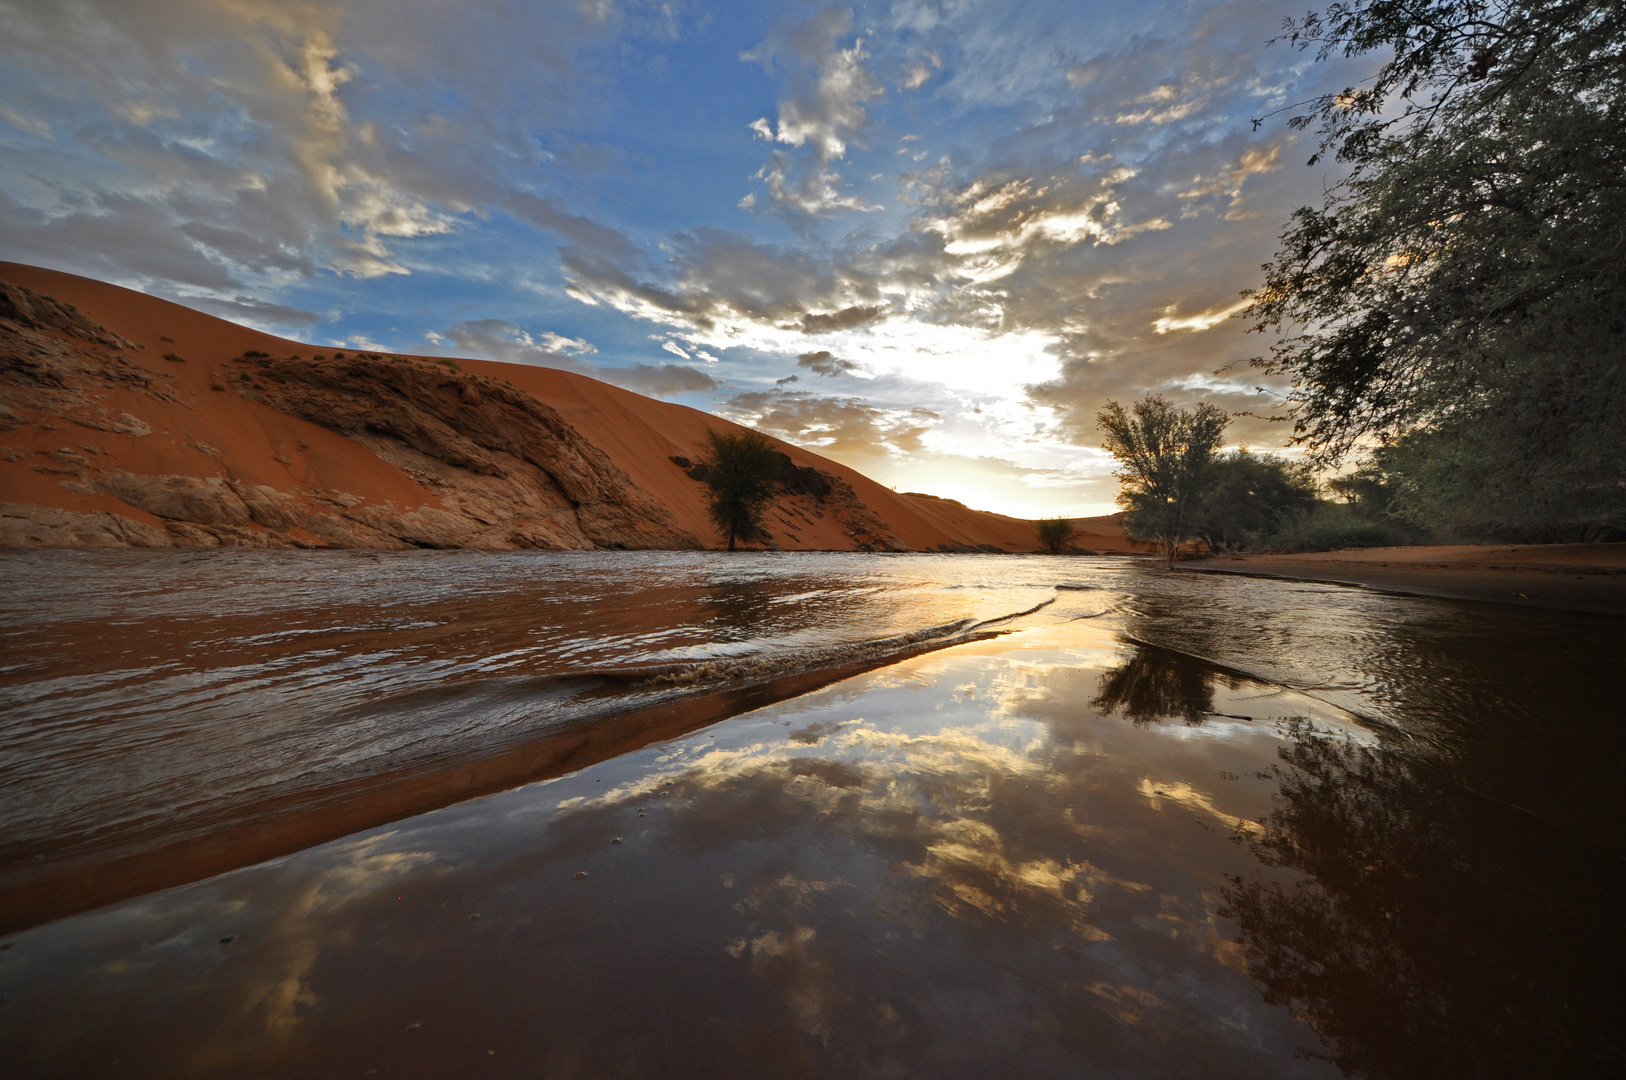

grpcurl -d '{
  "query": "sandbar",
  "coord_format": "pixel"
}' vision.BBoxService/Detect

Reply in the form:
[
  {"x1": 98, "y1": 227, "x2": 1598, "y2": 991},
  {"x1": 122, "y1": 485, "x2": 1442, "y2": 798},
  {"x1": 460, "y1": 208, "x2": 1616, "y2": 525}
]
[{"x1": 1179, "y1": 543, "x2": 1626, "y2": 617}]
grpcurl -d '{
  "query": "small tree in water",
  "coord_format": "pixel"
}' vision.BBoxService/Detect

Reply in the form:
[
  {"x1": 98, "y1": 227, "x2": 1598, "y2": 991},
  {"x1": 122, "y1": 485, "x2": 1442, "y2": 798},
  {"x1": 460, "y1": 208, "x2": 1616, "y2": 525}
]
[
  {"x1": 1097, "y1": 395, "x2": 1228, "y2": 564},
  {"x1": 1036, "y1": 517, "x2": 1076, "y2": 554},
  {"x1": 697, "y1": 427, "x2": 782, "y2": 551}
]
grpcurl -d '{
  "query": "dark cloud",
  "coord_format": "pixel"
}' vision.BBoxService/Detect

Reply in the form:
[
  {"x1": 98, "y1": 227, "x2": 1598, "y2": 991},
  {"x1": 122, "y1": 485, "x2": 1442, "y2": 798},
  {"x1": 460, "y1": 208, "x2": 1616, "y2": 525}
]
[
  {"x1": 0, "y1": 0, "x2": 672, "y2": 294},
  {"x1": 797, "y1": 304, "x2": 887, "y2": 334},
  {"x1": 607, "y1": 362, "x2": 719, "y2": 397},
  {"x1": 796, "y1": 350, "x2": 858, "y2": 377}
]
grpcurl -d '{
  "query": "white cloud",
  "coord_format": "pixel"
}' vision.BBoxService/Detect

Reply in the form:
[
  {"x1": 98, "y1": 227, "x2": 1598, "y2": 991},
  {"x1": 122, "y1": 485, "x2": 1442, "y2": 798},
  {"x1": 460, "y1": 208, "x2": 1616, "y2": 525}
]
[
  {"x1": 1152, "y1": 298, "x2": 1251, "y2": 334},
  {"x1": 739, "y1": 6, "x2": 884, "y2": 216}
]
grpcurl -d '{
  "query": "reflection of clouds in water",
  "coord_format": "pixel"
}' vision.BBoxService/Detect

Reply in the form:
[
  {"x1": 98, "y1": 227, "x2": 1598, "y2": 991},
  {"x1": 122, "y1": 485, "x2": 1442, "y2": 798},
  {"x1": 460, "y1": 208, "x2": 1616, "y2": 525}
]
[
  {"x1": 539, "y1": 660, "x2": 1273, "y2": 1046},
  {"x1": 200, "y1": 835, "x2": 437, "y2": 1066},
  {"x1": 1138, "y1": 778, "x2": 1262, "y2": 837}
]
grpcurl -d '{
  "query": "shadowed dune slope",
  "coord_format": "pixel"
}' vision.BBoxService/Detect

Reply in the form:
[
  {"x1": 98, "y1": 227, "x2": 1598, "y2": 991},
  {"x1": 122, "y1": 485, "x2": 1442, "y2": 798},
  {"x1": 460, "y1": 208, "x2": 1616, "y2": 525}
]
[{"x1": 0, "y1": 263, "x2": 1147, "y2": 552}]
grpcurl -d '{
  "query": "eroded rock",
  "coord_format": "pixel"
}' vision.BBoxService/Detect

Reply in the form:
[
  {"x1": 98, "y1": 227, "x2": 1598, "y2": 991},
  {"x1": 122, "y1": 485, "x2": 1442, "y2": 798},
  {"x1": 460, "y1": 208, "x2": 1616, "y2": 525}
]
[
  {"x1": 228, "y1": 352, "x2": 701, "y2": 550},
  {"x1": 103, "y1": 472, "x2": 253, "y2": 527},
  {"x1": 0, "y1": 502, "x2": 173, "y2": 548}
]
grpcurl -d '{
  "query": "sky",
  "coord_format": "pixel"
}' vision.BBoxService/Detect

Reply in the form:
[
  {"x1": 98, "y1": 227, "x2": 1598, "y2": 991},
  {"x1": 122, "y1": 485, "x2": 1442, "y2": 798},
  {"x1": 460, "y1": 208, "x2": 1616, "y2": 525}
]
[{"x1": 0, "y1": 0, "x2": 1368, "y2": 517}]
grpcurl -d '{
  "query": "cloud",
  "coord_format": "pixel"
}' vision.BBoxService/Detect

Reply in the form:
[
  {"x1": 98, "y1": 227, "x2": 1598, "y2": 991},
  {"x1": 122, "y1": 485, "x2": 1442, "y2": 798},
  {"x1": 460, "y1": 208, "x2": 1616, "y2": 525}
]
[
  {"x1": 184, "y1": 293, "x2": 321, "y2": 328},
  {"x1": 740, "y1": 5, "x2": 884, "y2": 215},
  {"x1": 440, "y1": 318, "x2": 716, "y2": 398},
  {"x1": 611, "y1": 362, "x2": 720, "y2": 397},
  {"x1": 754, "y1": 152, "x2": 884, "y2": 216},
  {"x1": 797, "y1": 304, "x2": 887, "y2": 334},
  {"x1": 1152, "y1": 298, "x2": 1252, "y2": 335},
  {"x1": 724, "y1": 389, "x2": 937, "y2": 463},
  {"x1": 0, "y1": 0, "x2": 645, "y2": 295},
  {"x1": 796, "y1": 350, "x2": 859, "y2": 377}
]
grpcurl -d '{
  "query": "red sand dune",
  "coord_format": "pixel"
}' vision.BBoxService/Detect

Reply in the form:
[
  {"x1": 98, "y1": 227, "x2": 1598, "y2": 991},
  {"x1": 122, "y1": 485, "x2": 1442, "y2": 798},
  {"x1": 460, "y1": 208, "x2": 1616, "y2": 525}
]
[{"x1": 0, "y1": 263, "x2": 1148, "y2": 553}]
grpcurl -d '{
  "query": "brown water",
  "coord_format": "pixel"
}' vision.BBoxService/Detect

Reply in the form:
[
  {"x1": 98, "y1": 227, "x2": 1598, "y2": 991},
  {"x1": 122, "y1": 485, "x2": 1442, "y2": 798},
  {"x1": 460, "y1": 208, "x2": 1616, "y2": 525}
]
[{"x1": 1, "y1": 552, "x2": 1623, "y2": 1077}]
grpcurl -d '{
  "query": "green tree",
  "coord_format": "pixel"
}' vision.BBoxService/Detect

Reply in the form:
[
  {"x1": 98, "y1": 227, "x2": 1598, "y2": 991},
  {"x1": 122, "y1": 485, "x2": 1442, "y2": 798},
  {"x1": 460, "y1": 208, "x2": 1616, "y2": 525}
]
[
  {"x1": 1191, "y1": 450, "x2": 1320, "y2": 552},
  {"x1": 1097, "y1": 395, "x2": 1230, "y2": 563},
  {"x1": 697, "y1": 427, "x2": 782, "y2": 551},
  {"x1": 1244, "y1": 0, "x2": 1626, "y2": 538},
  {"x1": 1036, "y1": 517, "x2": 1076, "y2": 554}
]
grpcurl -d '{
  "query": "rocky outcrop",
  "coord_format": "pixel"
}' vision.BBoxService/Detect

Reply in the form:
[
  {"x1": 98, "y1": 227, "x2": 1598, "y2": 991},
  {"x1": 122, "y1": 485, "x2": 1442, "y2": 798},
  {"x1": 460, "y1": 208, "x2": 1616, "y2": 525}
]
[
  {"x1": 226, "y1": 350, "x2": 701, "y2": 550},
  {"x1": 0, "y1": 502, "x2": 173, "y2": 548},
  {"x1": 0, "y1": 285, "x2": 177, "y2": 431},
  {"x1": 0, "y1": 281, "x2": 136, "y2": 352}
]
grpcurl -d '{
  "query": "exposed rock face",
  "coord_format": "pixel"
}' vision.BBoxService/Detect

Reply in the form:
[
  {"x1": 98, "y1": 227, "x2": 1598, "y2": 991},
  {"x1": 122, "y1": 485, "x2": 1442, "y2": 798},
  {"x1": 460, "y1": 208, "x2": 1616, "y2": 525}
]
[
  {"x1": 0, "y1": 285, "x2": 177, "y2": 432},
  {"x1": 0, "y1": 502, "x2": 173, "y2": 548},
  {"x1": 0, "y1": 281, "x2": 136, "y2": 352},
  {"x1": 226, "y1": 351, "x2": 700, "y2": 550}
]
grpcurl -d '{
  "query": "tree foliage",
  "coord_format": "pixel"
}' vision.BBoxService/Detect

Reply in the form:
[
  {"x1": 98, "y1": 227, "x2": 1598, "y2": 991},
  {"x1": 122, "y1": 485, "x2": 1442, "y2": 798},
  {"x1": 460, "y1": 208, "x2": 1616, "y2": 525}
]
[
  {"x1": 1190, "y1": 450, "x2": 1320, "y2": 552},
  {"x1": 1036, "y1": 517, "x2": 1077, "y2": 553},
  {"x1": 697, "y1": 427, "x2": 782, "y2": 551},
  {"x1": 1245, "y1": 0, "x2": 1626, "y2": 537},
  {"x1": 1098, "y1": 395, "x2": 1230, "y2": 562}
]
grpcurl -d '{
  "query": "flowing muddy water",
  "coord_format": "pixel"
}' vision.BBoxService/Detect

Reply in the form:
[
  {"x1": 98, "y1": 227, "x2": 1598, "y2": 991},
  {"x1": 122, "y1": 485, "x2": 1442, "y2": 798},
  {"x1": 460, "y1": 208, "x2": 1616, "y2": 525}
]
[{"x1": 1, "y1": 551, "x2": 1623, "y2": 1077}]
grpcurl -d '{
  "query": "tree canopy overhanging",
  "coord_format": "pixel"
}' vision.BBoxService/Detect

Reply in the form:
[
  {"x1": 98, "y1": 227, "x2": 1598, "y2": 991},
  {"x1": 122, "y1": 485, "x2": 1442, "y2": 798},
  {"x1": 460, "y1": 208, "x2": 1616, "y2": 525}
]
[{"x1": 1244, "y1": 0, "x2": 1626, "y2": 538}]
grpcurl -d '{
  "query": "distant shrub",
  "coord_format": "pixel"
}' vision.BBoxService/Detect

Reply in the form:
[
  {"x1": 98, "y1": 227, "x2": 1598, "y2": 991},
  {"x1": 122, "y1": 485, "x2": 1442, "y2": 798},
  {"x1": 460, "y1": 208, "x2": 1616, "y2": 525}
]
[{"x1": 1037, "y1": 517, "x2": 1076, "y2": 553}]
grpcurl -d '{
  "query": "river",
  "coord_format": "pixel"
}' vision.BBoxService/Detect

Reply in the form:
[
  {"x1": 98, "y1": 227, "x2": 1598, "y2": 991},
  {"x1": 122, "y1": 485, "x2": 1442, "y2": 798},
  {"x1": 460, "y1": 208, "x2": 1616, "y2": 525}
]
[{"x1": 1, "y1": 551, "x2": 1621, "y2": 1078}]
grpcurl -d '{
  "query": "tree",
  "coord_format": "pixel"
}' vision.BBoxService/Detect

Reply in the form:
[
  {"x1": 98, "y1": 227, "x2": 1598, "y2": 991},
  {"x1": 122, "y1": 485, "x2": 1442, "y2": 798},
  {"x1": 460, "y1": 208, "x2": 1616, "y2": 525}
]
[
  {"x1": 696, "y1": 427, "x2": 782, "y2": 551},
  {"x1": 1036, "y1": 517, "x2": 1076, "y2": 553},
  {"x1": 1097, "y1": 395, "x2": 1230, "y2": 563},
  {"x1": 1244, "y1": 0, "x2": 1626, "y2": 537},
  {"x1": 1191, "y1": 450, "x2": 1319, "y2": 552}
]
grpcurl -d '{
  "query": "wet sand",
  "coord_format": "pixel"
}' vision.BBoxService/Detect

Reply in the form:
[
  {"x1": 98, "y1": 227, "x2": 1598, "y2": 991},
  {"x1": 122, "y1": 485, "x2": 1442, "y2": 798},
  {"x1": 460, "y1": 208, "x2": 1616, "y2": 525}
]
[
  {"x1": 1180, "y1": 543, "x2": 1626, "y2": 617},
  {"x1": 3, "y1": 618, "x2": 1620, "y2": 1079}
]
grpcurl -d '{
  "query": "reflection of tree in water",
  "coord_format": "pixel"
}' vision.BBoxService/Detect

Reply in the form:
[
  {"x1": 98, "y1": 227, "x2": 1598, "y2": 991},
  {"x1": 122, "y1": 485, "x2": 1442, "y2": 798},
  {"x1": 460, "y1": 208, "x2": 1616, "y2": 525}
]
[
  {"x1": 1221, "y1": 722, "x2": 1626, "y2": 1079},
  {"x1": 1090, "y1": 638, "x2": 1239, "y2": 724}
]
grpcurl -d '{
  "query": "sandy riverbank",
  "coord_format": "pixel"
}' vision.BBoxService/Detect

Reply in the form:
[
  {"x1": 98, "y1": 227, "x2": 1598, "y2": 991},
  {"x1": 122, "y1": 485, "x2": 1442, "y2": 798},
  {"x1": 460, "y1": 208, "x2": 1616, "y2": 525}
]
[{"x1": 1180, "y1": 543, "x2": 1626, "y2": 617}]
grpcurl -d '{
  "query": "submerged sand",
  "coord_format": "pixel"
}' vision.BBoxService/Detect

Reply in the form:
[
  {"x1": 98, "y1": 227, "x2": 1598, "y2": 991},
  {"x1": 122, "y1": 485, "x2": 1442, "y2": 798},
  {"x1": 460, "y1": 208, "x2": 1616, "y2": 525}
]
[{"x1": 1181, "y1": 543, "x2": 1626, "y2": 617}]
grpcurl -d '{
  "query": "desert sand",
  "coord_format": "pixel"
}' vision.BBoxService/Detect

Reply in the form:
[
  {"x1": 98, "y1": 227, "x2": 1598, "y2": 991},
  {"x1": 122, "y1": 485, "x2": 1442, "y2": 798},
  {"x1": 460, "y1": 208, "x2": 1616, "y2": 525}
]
[
  {"x1": 1182, "y1": 543, "x2": 1626, "y2": 617},
  {"x1": 0, "y1": 263, "x2": 1150, "y2": 554}
]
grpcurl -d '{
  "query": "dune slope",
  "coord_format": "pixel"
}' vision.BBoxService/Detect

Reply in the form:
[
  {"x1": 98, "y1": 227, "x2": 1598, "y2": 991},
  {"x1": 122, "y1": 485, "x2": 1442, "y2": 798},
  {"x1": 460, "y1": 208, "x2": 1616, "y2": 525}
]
[{"x1": 0, "y1": 264, "x2": 1146, "y2": 553}]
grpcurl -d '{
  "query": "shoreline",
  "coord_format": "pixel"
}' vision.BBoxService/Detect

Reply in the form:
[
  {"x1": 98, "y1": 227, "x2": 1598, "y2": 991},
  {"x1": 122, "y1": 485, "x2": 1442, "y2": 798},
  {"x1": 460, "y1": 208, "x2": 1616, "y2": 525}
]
[{"x1": 1177, "y1": 543, "x2": 1626, "y2": 618}]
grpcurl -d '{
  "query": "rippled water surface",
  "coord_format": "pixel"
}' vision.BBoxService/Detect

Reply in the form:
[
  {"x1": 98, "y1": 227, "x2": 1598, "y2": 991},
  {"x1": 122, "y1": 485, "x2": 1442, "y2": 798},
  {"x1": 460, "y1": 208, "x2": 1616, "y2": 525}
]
[{"x1": 1, "y1": 551, "x2": 1623, "y2": 1078}]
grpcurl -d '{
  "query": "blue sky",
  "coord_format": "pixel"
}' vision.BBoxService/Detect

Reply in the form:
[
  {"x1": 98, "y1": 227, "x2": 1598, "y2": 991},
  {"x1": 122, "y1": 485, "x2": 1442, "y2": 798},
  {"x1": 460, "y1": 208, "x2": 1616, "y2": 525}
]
[{"x1": 0, "y1": 0, "x2": 1365, "y2": 516}]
